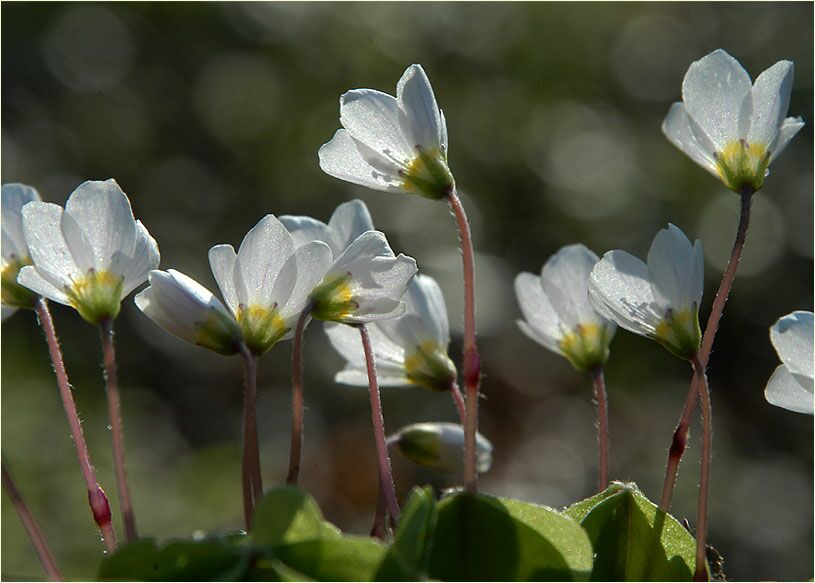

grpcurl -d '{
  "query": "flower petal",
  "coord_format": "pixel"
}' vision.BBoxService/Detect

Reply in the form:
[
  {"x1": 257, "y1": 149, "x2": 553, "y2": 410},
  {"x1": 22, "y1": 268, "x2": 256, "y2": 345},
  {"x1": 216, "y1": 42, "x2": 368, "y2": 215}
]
[
  {"x1": 22, "y1": 202, "x2": 82, "y2": 288},
  {"x1": 647, "y1": 224, "x2": 703, "y2": 313},
  {"x1": 208, "y1": 244, "x2": 239, "y2": 314},
  {"x1": 339, "y1": 89, "x2": 413, "y2": 161},
  {"x1": 2, "y1": 183, "x2": 41, "y2": 262},
  {"x1": 747, "y1": 60, "x2": 794, "y2": 147},
  {"x1": 765, "y1": 364, "x2": 814, "y2": 415},
  {"x1": 769, "y1": 116, "x2": 805, "y2": 163},
  {"x1": 318, "y1": 129, "x2": 404, "y2": 194},
  {"x1": 17, "y1": 265, "x2": 70, "y2": 304},
  {"x1": 682, "y1": 49, "x2": 753, "y2": 150},
  {"x1": 330, "y1": 231, "x2": 417, "y2": 323},
  {"x1": 396, "y1": 64, "x2": 443, "y2": 151},
  {"x1": 64, "y1": 179, "x2": 137, "y2": 275},
  {"x1": 233, "y1": 215, "x2": 294, "y2": 306},
  {"x1": 514, "y1": 271, "x2": 564, "y2": 353},
  {"x1": 325, "y1": 320, "x2": 405, "y2": 369},
  {"x1": 336, "y1": 365, "x2": 410, "y2": 387},
  {"x1": 121, "y1": 221, "x2": 160, "y2": 297},
  {"x1": 770, "y1": 310, "x2": 813, "y2": 379},
  {"x1": 279, "y1": 215, "x2": 332, "y2": 253},
  {"x1": 276, "y1": 240, "x2": 333, "y2": 321},
  {"x1": 589, "y1": 250, "x2": 660, "y2": 337},
  {"x1": 541, "y1": 244, "x2": 606, "y2": 330},
  {"x1": 662, "y1": 102, "x2": 718, "y2": 175},
  {"x1": 406, "y1": 274, "x2": 449, "y2": 344},
  {"x1": 328, "y1": 199, "x2": 375, "y2": 253}
]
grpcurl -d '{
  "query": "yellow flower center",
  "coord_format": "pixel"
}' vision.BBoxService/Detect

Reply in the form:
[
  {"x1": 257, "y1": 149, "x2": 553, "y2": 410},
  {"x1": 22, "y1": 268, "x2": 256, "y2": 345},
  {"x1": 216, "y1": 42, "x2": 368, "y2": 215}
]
[
  {"x1": 1, "y1": 256, "x2": 37, "y2": 309},
  {"x1": 400, "y1": 146, "x2": 455, "y2": 200},
  {"x1": 310, "y1": 274, "x2": 357, "y2": 322},
  {"x1": 65, "y1": 269, "x2": 124, "y2": 325},
  {"x1": 558, "y1": 322, "x2": 612, "y2": 373},
  {"x1": 715, "y1": 140, "x2": 770, "y2": 193},
  {"x1": 654, "y1": 307, "x2": 701, "y2": 360},
  {"x1": 236, "y1": 303, "x2": 288, "y2": 355},
  {"x1": 404, "y1": 340, "x2": 457, "y2": 392}
]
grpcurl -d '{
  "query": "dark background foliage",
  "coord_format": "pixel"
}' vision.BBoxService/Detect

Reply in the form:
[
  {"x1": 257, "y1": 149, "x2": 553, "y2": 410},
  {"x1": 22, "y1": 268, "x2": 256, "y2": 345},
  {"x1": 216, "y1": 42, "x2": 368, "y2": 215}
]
[{"x1": 2, "y1": 2, "x2": 812, "y2": 580}]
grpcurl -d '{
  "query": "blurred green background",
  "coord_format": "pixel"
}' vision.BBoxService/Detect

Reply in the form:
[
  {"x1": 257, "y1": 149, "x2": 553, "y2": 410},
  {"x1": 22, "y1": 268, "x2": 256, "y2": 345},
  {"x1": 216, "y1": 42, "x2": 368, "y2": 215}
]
[{"x1": 2, "y1": 2, "x2": 812, "y2": 580}]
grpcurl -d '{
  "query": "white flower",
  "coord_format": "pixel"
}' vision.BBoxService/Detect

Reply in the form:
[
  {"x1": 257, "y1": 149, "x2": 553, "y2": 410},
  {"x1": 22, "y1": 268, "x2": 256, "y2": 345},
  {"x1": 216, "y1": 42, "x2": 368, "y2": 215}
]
[
  {"x1": 134, "y1": 270, "x2": 243, "y2": 355},
  {"x1": 391, "y1": 422, "x2": 493, "y2": 474},
  {"x1": 663, "y1": 49, "x2": 804, "y2": 193},
  {"x1": 18, "y1": 179, "x2": 159, "y2": 325},
  {"x1": 765, "y1": 310, "x2": 813, "y2": 415},
  {"x1": 282, "y1": 200, "x2": 418, "y2": 324},
  {"x1": 280, "y1": 199, "x2": 374, "y2": 259},
  {"x1": 309, "y1": 231, "x2": 417, "y2": 324},
  {"x1": 515, "y1": 244, "x2": 616, "y2": 373},
  {"x1": 589, "y1": 224, "x2": 704, "y2": 360},
  {"x1": 325, "y1": 274, "x2": 456, "y2": 391},
  {"x1": 318, "y1": 64, "x2": 455, "y2": 200},
  {"x1": 2, "y1": 183, "x2": 42, "y2": 320},
  {"x1": 208, "y1": 215, "x2": 333, "y2": 355}
]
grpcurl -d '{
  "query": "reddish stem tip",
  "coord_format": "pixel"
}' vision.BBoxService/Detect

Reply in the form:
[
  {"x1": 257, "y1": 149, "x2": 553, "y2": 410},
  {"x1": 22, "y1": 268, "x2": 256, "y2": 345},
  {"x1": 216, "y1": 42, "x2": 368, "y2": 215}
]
[
  {"x1": 88, "y1": 486, "x2": 112, "y2": 528},
  {"x1": 463, "y1": 346, "x2": 481, "y2": 391},
  {"x1": 669, "y1": 427, "x2": 688, "y2": 458}
]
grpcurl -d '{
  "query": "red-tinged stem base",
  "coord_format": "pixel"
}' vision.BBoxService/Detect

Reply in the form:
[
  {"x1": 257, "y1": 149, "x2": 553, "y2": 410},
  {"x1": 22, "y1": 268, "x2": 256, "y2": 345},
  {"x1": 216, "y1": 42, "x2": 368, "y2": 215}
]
[
  {"x1": 287, "y1": 309, "x2": 310, "y2": 485},
  {"x1": 446, "y1": 190, "x2": 481, "y2": 494},
  {"x1": 590, "y1": 367, "x2": 609, "y2": 492},
  {"x1": 239, "y1": 344, "x2": 263, "y2": 530},
  {"x1": 35, "y1": 300, "x2": 116, "y2": 553},
  {"x1": 691, "y1": 354, "x2": 712, "y2": 582}
]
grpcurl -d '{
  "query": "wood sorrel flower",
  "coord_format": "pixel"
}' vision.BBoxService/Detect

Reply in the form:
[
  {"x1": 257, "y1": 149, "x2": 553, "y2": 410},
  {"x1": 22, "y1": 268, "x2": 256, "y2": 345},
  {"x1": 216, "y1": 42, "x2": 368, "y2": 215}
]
[
  {"x1": 589, "y1": 224, "x2": 704, "y2": 360},
  {"x1": 662, "y1": 49, "x2": 804, "y2": 194},
  {"x1": 18, "y1": 179, "x2": 159, "y2": 325},
  {"x1": 318, "y1": 64, "x2": 454, "y2": 200},
  {"x1": 765, "y1": 310, "x2": 813, "y2": 415},
  {"x1": 2, "y1": 183, "x2": 41, "y2": 320},
  {"x1": 325, "y1": 274, "x2": 457, "y2": 392},
  {"x1": 283, "y1": 201, "x2": 417, "y2": 324},
  {"x1": 391, "y1": 422, "x2": 492, "y2": 474},
  {"x1": 208, "y1": 215, "x2": 333, "y2": 355},
  {"x1": 135, "y1": 269, "x2": 243, "y2": 355},
  {"x1": 515, "y1": 244, "x2": 616, "y2": 373}
]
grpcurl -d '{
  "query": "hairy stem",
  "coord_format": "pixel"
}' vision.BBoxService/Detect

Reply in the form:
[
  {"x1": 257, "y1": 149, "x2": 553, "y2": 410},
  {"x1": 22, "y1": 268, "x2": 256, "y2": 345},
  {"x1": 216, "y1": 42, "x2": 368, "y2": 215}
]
[
  {"x1": 591, "y1": 367, "x2": 610, "y2": 492},
  {"x1": 369, "y1": 477, "x2": 388, "y2": 541},
  {"x1": 691, "y1": 354, "x2": 712, "y2": 582},
  {"x1": 446, "y1": 189, "x2": 481, "y2": 493},
  {"x1": 660, "y1": 190, "x2": 752, "y2": 511},
  {"x1": 99, "y1": 319, "x2": 137, "y2": 542},
  {"x1": 2, "y1": 457, "x2": 62, "y2": 580},
  {"x1": 239, "y1": 344, "x2": 262, "y2": 528},
  {"x1": 358, "y1": 324, "x2": 400, "y2": 522},
  {"x1": 287, "y1": 309, "x2": 310, "y2": 485},
  {"x1": 35, "y1": 299, "x2": 116, "y2": 553}
]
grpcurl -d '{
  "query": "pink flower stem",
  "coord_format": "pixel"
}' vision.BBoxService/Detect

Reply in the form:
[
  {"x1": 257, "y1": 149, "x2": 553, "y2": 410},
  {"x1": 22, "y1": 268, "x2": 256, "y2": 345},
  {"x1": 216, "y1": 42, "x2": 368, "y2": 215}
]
[
  {"x1": 238, "y1": 343, "x2": 263, "y2": 527},
  {"x1": 659, "y1": 189, "x2": 752, "y2": 512},
  {"x1": 446, "y1": 189, "x2": 481, "y2": 494},
  {"x1": 358, "y1": 324, "x2": 400, "y2": 522},
  {"x1": 287, "y1": 308, "x2": 311, "y2": 485},
  {"x1": 34, "y1": 299, "x2": 116, "y2": 553},
  {"x1": 690, "y1": 353, "x2": 712, "y2": 582},
  {"x1": 99, "y1": 319, "x2": 138, "y2": 542},
  {"x1": 590, "y1": 367, "x2": 610, "y2": 492},
  {"x1": 369, "y1": 476, "x2": 388, "y2": 541},
  {"x1": 449, "y1": 381, "x2": 468, "y2": 427},
  {"x1": 2, "y1": 456, "x2": 62, "y2": 580}
]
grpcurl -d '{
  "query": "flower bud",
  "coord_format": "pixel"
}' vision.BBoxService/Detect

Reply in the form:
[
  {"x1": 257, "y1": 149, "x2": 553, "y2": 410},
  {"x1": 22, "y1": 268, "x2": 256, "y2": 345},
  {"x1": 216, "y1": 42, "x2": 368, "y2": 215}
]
[{"x1": 392, "y1": 422, "x2": 492, "y2": 474}]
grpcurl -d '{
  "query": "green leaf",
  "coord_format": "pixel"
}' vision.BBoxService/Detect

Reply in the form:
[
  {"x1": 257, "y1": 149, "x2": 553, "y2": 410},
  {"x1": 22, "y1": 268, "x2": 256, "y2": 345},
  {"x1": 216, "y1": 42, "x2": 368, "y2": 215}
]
[
  {"x1": 577, "y1": 483, "x2": 704, "y2": 581},
  {"x1": 427, "y1": 492, "x2": 593, "y2": 581},
  {"x1": 252, "y1": 486, "x2": 340, "y2": 548},
  {"x1": 563, "y1": 482, "x2": 628, "y2": 522},
  {"x1": 375, "y1": 486, "x2": 438, "y2": 580},
  {"x1": 98, "y1": 537, "x2": 247, "y2": 581},
  {"x1": 273, "y1": 537, "x2": 386, "y2": 581}
]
